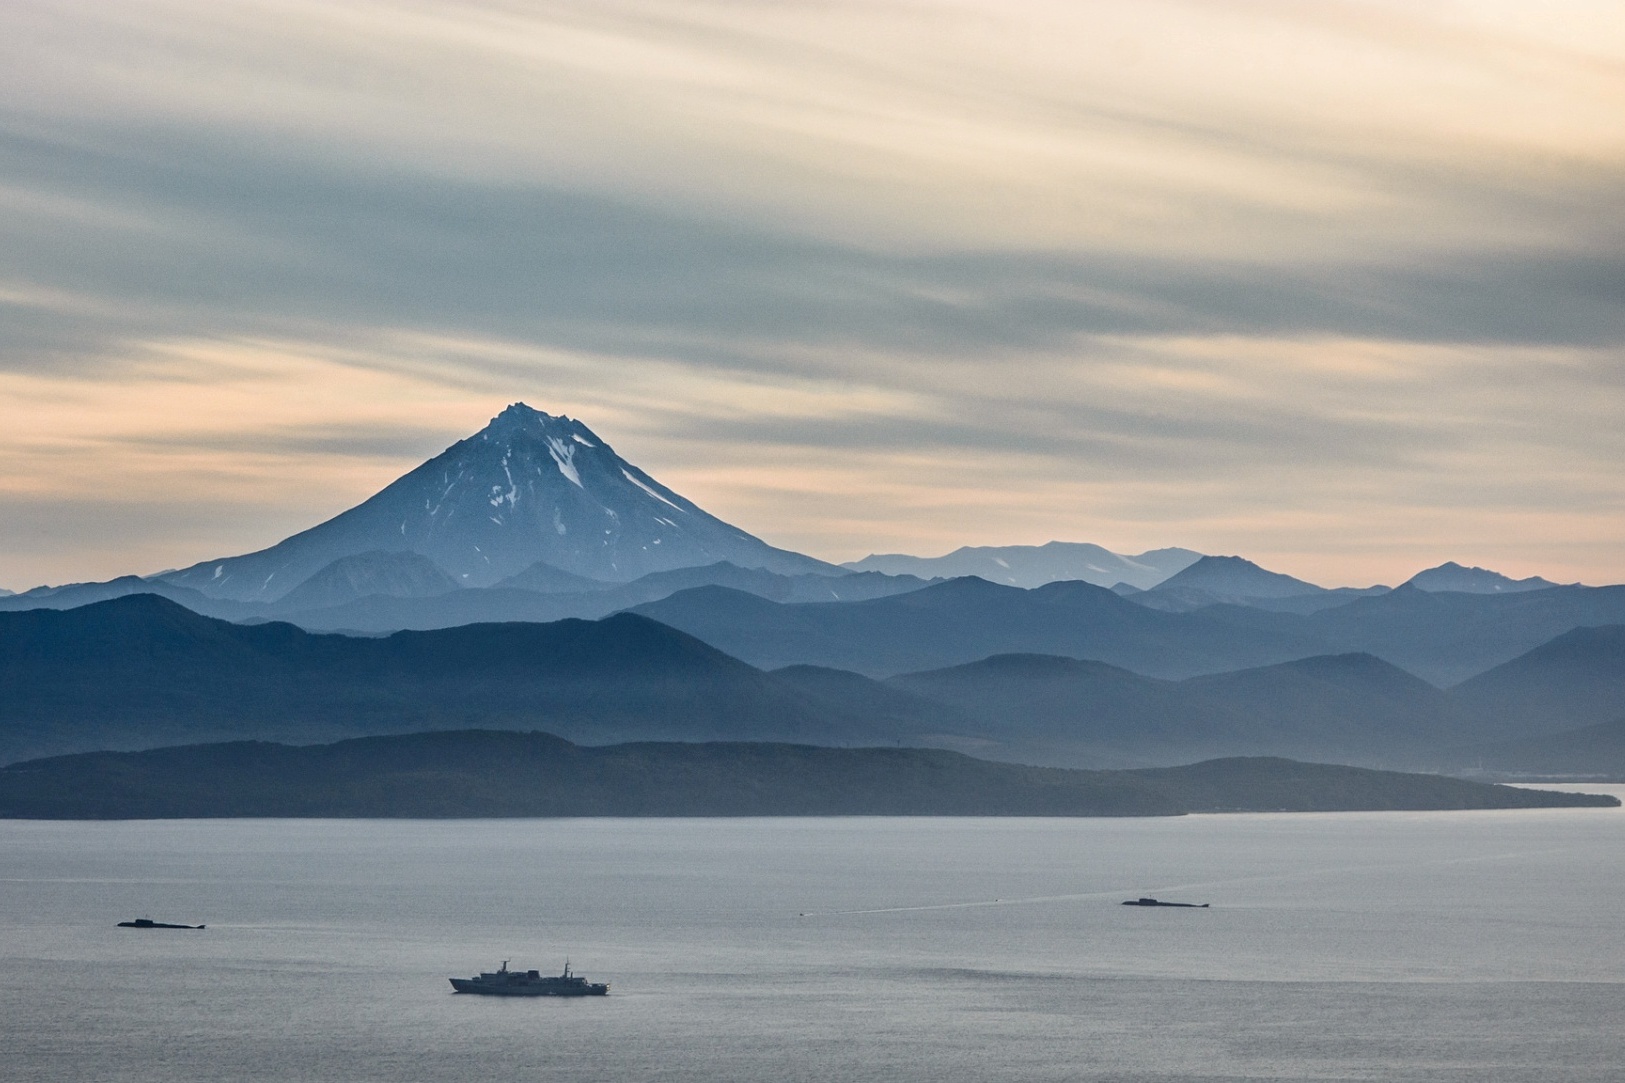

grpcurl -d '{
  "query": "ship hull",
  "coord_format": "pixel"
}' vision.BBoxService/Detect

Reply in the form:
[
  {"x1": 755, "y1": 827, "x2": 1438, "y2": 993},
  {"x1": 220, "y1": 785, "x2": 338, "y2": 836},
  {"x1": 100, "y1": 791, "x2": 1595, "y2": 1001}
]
[
  {"x1": 449, "y1": 979, "x2": 607, "y2": 996},
  {"x1": 118, "y1": 920, "x2": 205, "y2": 929}
]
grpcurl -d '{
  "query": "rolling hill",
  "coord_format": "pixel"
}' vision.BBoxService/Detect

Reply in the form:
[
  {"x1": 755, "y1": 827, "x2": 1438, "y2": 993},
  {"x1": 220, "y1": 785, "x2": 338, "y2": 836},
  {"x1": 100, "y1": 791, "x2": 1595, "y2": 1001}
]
[
  {"x1": 631, "y1": 577, "x2": 1323, "y2": 679},
  {"x1": 0, "y1": 594, "x2": 942, "y2": 763},
  {"x1": 1184, "y1": 584, "x2": 1625, "y2": 685},
  {"x1": 889, "y1": 651, "x2": 1473, "y2": 769},
  {"x1": 1469, "y1": 716, "x2": 1625, "y2": 779},
  {"x1": 7, "y1": 591, "x2": 1625, "y2": 777},
  {"x1": 1449, "y1": 625, "x2": 1625, "y2": 738}
]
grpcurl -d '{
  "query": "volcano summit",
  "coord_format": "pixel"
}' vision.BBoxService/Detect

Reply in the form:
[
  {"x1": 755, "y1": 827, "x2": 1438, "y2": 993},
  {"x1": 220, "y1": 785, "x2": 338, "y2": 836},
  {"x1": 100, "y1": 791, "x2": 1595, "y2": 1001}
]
[{"x1": 160, "y1": 404, "x2": 834, "y2": 601}]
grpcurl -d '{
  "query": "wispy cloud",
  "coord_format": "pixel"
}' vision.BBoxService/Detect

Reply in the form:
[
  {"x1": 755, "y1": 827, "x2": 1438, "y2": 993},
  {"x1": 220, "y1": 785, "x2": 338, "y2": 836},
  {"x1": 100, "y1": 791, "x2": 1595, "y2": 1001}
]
[{"x1": 0, "y1": 0, "x2": 1621, "y2": 586}]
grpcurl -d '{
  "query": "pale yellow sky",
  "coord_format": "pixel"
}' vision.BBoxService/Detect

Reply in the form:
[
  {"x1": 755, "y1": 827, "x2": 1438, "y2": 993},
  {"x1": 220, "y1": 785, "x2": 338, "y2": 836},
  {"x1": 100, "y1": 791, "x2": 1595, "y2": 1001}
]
[{"x1": 0, "y1": 0, "x2": 1622, "y2": 588}]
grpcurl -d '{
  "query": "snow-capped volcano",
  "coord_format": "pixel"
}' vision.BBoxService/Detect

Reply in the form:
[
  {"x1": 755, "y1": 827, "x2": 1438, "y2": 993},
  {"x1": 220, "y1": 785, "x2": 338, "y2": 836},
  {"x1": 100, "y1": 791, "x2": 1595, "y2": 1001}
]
[{"x1": 160, "y1": 404, "x2": 836, "y2": 601}]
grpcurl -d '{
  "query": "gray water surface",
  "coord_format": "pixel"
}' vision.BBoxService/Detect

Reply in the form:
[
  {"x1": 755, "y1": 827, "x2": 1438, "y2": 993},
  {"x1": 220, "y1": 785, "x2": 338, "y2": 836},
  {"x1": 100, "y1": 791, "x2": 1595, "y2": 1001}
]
[{"x1": 3, "y1": 797, "x2": 1623, "y2": 1082}]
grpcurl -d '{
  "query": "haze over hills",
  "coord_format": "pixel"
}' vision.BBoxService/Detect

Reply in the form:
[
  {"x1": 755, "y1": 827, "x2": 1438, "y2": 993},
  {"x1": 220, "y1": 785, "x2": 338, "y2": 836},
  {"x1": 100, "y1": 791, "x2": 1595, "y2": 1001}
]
[
  {"x1": 0, "y1": 575, "x2": 246, "y2": 619},
  {"x1": 0, "y1": 594, "x2": 931, "y2": 764},
  {"x1": 5, "y1": 590, "x2": 1625, "y2": 779},
  {"x1": 0, "y1": 558, "x2": 933, "y2": 632},
  {"x1": 885, "y1": 654, "x2": 1194, "y2": 765},
  {"x1": 887, "y1": 651, "x2": 1475, "y2": 769},
  {"x1": 629, "y1": 575, "x2": 1625, "y2": 686},
  {"x1": 1470, "y1": 716, "x2": 1625, "y2": 779},
  {"x1": 4, "y1": 544, "x2": 1608, "y2": 681},
  {"x1": 492, "y1": 560, "x2": 614, "y2": 594},
  {"x1": 842, "y1": 543, "x2": 1201, "y2": 590},
  {"x1": 1187, "y1": 583, "x2": 1625, "y2": 686},
  {"x1": 631, "y1": 577, "x2": 1320, "y2": 679},
  {"x1": 1450, "y1": 625, "x2": 1625, "y2": 738},
  {"x1": 268, "y1": 551, "x2": 461, "y2": 612},
  {"x1": 155, "y1": 403, "x2": 836, "y2": 601},
  {"x1": 278, "y1": 562, "x2": 935, "y2": 634}
]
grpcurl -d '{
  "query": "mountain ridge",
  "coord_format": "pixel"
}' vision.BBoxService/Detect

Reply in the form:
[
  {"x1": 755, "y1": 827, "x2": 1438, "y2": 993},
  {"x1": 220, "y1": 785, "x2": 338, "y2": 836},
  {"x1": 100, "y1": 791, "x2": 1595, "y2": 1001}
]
[
  {"x1": 842, "y1": 542, "x2": 1200, "y2": 590},
  {"x1": 1133, "y1": 555, "x2": 1327, "y2": 611},
  {"x1": 1404, "y1": 561, "x2": 1562, "y2": 594},
  {"x1": 631, "y1": 577, "x2": 1333, "y2": 679},
  {"x1": 0, "y1": 594, "x2": 923, "y2": 764},
  {"x1": 887, "y1": 649, "x2": 1473, "y2": 769},
  {"x1": 7, "y1": 592, "x2": 1625, "y2": 776},
  {"x1": 1450, "y1": 624, "x2": 1625, "y2": 737}
]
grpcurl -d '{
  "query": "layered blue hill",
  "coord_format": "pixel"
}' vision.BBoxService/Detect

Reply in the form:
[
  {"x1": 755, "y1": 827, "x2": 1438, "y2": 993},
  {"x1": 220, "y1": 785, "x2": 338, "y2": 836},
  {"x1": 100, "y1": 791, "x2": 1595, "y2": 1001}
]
[{"x1": 0, "y1": 594, "x2": 931, "y2": 763}]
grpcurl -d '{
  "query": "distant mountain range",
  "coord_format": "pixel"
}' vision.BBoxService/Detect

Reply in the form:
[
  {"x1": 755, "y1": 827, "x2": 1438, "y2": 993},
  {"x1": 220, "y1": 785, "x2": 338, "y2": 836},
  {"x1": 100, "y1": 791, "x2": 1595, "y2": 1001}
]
[
  {"x1": 884, "y1": 631, "x2": 1624, "y2": 776},
  {"x1": 0, "y1": 557, "x2": 934, "y2": 633},
  {"x1": 1189, "y1": 582, "x2": 1625, "y2": 686},
  {"x1": 842, "y1": 543, "x2": 1201, "y2": 590},
  {"x1": 1403, "y1": 561, "x2": 1562, "y2": 594},
  {"x1": 0, "y1": 550, "x2": 1583, "y2": 656},
  {"x1": 631, "y1": 577, "x2": 1315, "y2": 679},
  {"x1": 631, "y1": 576, "x2": 1625, "y2": 686},
  {"x1": 277, "y1": 561, "x2": 934, "y2": 634},
  {"x1": 0, "y1": 405, "x2": 1586, "y2": 643},
  {"x1": 1, "y1": 403, "x2": 1618, "y2": 790},
  {"x1": 1117, "y1": 555, "x2": 1557, "y2": 616},
  {"x1": 0, "y1": 731, "x2": 1608, "y2": 819},
  {"x1": 5, "y1": 594, "x2": 1625, "y2": 779},
  {"x1": 1121, "y1": 555, "x2": 1374, "y2": 614}
]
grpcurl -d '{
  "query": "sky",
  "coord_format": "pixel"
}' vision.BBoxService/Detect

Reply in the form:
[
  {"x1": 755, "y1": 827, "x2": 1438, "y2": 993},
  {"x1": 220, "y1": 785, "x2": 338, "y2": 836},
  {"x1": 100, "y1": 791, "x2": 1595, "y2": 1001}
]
[{"x1": 1, "y1": 0, "x2": 1622, "y2": 590}]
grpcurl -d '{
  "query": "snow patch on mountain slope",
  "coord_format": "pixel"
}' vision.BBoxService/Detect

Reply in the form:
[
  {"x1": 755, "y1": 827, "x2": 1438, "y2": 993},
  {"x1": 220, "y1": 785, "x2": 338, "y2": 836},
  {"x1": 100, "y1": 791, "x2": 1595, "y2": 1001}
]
[
  {"x1": 546, "y1": 437, "x2": 583, "y2": 487},
  {"x1": 622, "y1": 468, "x2": 684, "y2": 512}
]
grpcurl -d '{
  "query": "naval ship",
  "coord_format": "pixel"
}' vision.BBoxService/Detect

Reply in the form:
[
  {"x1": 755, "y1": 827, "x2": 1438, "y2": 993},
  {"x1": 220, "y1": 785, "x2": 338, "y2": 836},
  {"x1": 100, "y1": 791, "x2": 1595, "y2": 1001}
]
[{"x1": 449, "y1": 960, "x2": 609, "y2": 997}]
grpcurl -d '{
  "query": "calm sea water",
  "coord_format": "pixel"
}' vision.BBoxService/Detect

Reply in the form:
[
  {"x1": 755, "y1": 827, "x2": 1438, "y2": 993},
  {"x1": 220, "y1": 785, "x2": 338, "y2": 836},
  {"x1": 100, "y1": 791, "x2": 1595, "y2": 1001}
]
[{"x1": 3, "y1": 792, "x2": 1623, "y2": 1082}]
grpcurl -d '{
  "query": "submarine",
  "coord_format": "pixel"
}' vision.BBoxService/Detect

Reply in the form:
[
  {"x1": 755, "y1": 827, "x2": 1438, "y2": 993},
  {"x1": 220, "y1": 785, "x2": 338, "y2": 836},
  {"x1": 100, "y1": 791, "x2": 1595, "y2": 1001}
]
[{"x1": 1122, "y1": 897, "x2": 1208, "y2": 908}]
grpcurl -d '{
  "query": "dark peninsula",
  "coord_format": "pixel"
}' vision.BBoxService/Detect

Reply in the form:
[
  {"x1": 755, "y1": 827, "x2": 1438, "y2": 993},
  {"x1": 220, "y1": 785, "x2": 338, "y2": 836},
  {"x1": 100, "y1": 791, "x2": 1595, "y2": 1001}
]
[{"x1": 0, "y1": 731, "x2": 1612, "y2": 819}]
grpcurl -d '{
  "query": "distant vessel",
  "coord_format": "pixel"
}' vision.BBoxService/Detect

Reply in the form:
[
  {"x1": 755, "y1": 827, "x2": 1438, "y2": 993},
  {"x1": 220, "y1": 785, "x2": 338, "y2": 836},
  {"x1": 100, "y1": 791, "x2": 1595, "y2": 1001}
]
[
  {"x1": 1122, "y1": 897, "x2": 1208, "y2": 908},
  {"x1": 449, "y1": 960, "x2": 609, "y2": 997},
  {"x1": 118, "y1": 918, "x2": 205, "y2": 929}
]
